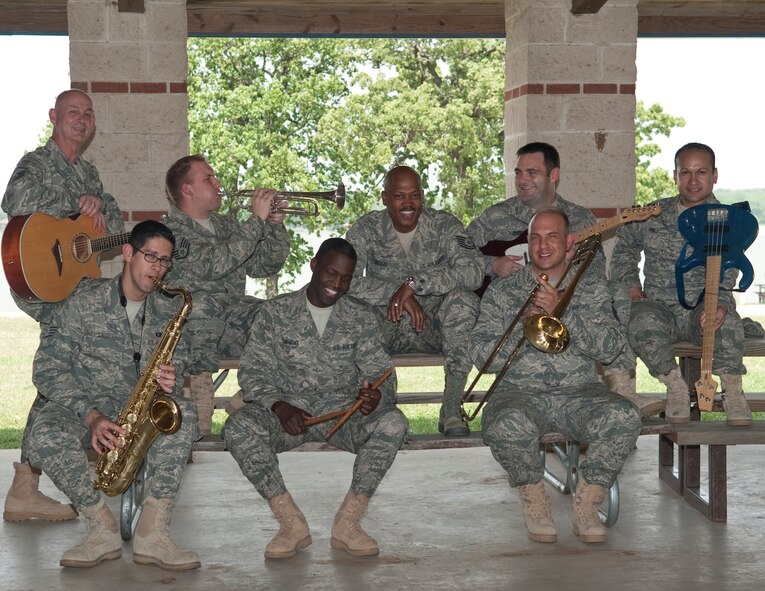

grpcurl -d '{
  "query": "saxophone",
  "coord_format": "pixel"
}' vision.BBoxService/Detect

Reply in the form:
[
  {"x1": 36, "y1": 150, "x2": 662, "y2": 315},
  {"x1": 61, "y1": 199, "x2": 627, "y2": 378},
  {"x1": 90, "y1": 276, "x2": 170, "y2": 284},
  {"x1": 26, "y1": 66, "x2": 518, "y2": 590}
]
[{"x1": 94, "y1": 280, "x2": 193, "y2": 497}]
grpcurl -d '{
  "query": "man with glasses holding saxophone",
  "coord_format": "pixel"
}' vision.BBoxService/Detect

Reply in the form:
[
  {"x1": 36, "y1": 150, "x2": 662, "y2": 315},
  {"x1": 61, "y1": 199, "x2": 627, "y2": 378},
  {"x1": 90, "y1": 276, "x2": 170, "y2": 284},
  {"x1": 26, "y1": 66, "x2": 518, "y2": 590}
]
[
  {"x1": 470, "y1": 208, "x2": 642, "y2": 544},
  {"x1": 163, "y1": 155, "x2": 290, "y2": 435},
  {"x1": 27, "y1": 220, "x2": 200, "y2": 570}
]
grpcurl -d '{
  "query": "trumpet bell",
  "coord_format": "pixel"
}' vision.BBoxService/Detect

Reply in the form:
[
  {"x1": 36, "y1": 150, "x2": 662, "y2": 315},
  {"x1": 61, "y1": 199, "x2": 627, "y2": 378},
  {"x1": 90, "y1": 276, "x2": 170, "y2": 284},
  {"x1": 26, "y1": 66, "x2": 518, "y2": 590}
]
[{"x1": 523, "y1": 314, "x2": 569, "y2": 353}]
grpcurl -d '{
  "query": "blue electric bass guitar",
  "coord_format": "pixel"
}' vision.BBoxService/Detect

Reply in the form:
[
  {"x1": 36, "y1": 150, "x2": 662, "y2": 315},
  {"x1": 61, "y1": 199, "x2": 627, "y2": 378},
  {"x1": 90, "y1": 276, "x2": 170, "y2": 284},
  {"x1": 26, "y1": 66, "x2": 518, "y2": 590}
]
[{"x1": 675, "y1": 202, "x2": 758, "y2": 410}]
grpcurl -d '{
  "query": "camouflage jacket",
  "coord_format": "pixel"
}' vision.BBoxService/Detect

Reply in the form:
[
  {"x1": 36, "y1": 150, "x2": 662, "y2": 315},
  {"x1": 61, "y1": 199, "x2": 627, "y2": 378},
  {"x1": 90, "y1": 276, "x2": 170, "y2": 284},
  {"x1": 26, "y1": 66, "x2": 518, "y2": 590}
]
[
  {"x1": 1, "y1": 138, "x2": 124, "y2": 323},
  {"x1": 238, "y1": 286, "x2": 396, "y2": 412},
  {"x1": 32, "y1": 276, "x2": 191, "y2": 422},
  {"x1": 346, "y1": 207, "x2": 483, "y2": 306},
  {"x1": 610, "y1": 195, "x2": 737, "y2": 312},
  {"x1": 164, "y1": 205, "x2": 290, "y2": 302},
  {"x1": 466, "y1": 193, "x2": 605, "y2": 277},
  {"x1": 469, "y1": 267, "x2": 625, "y2": 391}
]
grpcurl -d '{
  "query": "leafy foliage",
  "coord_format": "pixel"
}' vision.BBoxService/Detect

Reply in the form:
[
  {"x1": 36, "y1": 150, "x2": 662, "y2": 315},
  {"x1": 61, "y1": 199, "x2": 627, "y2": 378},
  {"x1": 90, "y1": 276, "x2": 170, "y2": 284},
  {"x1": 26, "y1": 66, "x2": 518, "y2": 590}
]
[
  {"x1": 187, "y1": 39, "x2": 686, "y2": 290},
  {"x1": 187, "y1": 38, "x2": 505, "y2": 291},
  {"x1": 634, "y1": 101, "x2": 685, "y2": 205}
]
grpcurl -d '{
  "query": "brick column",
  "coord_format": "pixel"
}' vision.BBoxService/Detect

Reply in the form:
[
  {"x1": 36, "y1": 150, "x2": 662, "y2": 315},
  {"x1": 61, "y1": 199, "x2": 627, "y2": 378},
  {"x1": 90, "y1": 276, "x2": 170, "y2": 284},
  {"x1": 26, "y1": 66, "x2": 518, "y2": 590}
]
[
  {"x1": 68, "y1": 0, "x2": 189, "y2": 236},
  {"x1": 504, "y1": 0, "x2": 638, "y2": 215}
]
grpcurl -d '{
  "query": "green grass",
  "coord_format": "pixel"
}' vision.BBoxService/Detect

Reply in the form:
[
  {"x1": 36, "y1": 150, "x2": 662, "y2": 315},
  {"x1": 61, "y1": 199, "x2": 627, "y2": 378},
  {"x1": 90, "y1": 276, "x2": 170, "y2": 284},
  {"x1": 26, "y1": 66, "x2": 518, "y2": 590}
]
[{"x1": 2, "y1": 315, "x2": 765, "y2": 447}]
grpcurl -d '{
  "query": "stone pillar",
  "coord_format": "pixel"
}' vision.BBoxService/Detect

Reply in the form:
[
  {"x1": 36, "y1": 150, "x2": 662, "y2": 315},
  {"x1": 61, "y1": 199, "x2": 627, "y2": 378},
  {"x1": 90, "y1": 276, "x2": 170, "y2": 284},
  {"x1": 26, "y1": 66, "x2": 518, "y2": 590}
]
[
  {"x1": 504, "y1": 0, "x2": 638, "y2": 217},
  {"x1": 68, "y1": 0, "x2": 189, "y2": 245}
]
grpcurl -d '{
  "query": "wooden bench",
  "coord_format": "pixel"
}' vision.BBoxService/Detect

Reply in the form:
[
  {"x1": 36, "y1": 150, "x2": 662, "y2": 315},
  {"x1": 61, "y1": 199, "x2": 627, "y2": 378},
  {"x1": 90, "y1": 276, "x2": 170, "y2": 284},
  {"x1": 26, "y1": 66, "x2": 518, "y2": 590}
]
[
  {"x1": 658, "y1": 338, "x2": 765, "y2": 522},
  {"x1": 205, "y1": 339, "x2": 765, "y2": 523}
]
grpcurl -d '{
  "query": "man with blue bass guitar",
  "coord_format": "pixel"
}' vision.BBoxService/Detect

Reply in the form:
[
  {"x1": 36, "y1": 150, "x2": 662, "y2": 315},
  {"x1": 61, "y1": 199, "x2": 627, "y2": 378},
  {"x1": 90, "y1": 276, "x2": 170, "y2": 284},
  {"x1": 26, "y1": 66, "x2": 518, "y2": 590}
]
[
  {"x1": 610, "y1": 143, "x2": 755, "y2": 426},
  {"x1": 2, "y1": 89, "x2": 125, "y2": 522}
]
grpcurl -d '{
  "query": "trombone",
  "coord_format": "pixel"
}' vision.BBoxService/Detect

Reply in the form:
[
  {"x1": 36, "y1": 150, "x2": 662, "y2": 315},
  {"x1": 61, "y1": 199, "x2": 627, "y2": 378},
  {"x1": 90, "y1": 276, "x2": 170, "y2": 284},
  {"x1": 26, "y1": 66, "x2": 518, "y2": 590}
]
[
  {"x1": 459, "y1": 234, "x2": 602, "y2": 423},
  {"x1": 227, "y1": 183, "x2": 346, "y2": 217}
]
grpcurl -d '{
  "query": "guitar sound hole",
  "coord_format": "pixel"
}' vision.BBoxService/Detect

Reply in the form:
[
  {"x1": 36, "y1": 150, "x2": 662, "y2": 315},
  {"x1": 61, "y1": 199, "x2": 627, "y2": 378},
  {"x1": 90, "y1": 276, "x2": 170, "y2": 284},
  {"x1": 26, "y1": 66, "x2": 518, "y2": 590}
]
[{"x1": 72, "y1": 234, "x2": 92, "y2": 263}]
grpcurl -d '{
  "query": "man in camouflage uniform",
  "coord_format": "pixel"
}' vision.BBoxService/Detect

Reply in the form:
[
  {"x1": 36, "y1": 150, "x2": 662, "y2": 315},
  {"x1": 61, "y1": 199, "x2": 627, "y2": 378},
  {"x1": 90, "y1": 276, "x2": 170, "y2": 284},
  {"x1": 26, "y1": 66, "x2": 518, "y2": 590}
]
[
  {"x1": 467, "y1": 142, "x2": 635, "y2": 405},
  {"x1": 2, "y1": 89, "x2": 124, "y2": 522},
  {"x1": 346, "y1": 165, "x2": 483, "y2": 437},
  {"x1": 467, "y1": 141, "x2": 606, "y2": 281},
  {"x1": 223, "y1": 238, "x2": 407, "y2": 559},
  {"x1": 28, "y1": 221, "x2": 200, "y2": 571},
  {"x1": 163, "y1": 155, "x2": 290, "y2": 434},
  {"x1": 470, "y1": 208, "x2": 642, "y2": 544},
  {"x1": 610, "y1": 142, "x2": 750, "y2": 425}
]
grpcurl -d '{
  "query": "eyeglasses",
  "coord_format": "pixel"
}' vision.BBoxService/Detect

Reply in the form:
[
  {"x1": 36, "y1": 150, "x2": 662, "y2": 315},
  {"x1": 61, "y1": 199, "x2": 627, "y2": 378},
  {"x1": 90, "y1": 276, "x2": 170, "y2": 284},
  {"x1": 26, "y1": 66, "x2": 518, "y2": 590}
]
[{"x1": 133, "y1": 247, "x2": 173, "y2": 269}]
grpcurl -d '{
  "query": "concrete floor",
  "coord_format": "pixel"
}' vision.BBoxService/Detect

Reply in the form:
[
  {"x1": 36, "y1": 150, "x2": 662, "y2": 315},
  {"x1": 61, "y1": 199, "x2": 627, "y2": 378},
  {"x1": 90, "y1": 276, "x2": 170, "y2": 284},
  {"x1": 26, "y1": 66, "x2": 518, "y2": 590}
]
[{"x1": 1, "y1": 438, "x2": 764, "y2": 591}]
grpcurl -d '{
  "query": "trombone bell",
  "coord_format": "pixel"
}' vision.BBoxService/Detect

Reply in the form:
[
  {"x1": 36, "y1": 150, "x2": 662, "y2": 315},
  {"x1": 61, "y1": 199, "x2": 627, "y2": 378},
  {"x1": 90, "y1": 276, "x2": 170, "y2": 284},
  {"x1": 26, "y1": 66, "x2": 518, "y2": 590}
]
[{"x1": 523, "y1": 314, "x2": 569, "y2": 353}]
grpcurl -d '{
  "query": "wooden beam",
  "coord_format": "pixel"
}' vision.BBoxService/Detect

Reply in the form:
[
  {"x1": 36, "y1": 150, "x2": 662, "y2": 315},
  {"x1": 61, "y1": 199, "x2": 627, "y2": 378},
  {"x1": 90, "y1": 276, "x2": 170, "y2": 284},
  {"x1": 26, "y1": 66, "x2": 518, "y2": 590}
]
[
  {"x1": 118, "y1": 0, "x2": 145, "y2": 13},
  {"x1": 638, "y1": 15, "x2": 765, "y2": 35},
  {"x1": 571, "y1": 0, "x2": 609, "y2": 15}
]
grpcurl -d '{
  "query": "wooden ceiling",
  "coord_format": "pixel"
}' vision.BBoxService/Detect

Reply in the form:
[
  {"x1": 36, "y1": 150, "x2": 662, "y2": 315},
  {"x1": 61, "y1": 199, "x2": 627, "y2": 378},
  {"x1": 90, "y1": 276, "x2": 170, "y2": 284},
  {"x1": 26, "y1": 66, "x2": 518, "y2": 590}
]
[{"x1": 1, "y1": 1, "x2": 764, "y2": 37}]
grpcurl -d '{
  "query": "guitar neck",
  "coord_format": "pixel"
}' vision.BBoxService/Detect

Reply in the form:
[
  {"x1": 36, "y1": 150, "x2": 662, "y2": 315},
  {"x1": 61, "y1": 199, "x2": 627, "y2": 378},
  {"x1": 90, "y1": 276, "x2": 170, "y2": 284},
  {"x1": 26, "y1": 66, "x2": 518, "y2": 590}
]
[
  {"x1": 699, "y1": 256, "x2": 722, "y2": 377},
  {"x1": 574, "y1": 212, "x2": 632, "y2": 242},
  {"x1": 91, "y1": 231, "x2": 131, "y2": 253}
]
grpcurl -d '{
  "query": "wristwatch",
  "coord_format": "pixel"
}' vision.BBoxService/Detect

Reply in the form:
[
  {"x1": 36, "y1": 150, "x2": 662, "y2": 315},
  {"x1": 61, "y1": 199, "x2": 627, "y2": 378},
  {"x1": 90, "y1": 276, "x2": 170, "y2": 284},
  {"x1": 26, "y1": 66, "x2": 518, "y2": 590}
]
[{"x1": 403, "y1": 276, "x2": 416, "y2": 290}]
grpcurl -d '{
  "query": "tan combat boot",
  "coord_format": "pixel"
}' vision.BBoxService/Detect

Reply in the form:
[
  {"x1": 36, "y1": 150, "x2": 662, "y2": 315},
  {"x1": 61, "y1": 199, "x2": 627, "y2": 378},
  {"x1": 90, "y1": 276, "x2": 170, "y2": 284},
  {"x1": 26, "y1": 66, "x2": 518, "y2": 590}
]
[
  {"x1": 604, "y1": 369, "x2": 664, "y2": 417},
  {"x1": 189, "y1": 372, "x2": 215, "y2": 436},
  {"x1": 133, "y1": 497, "x2": 200, "y2": 571},
  {"x1": 265, "y1": 492, "x2": 312, "y2": 559},
  {"x1": 60, "y1": 499, "x2": 122, "y2": 567},
  {"x1": 517, "y1": 481, "x2": 557, "y2": 543},
  {"x1": 331, "y1": 490, "x2": 379, "y2": 557},
  {"x1": 571, "y1": 478, "x2": 607, "y2": 543},
  {"x1": 657, "y1": 367, "x2": 690, "y2": 424},
  {"x1": 3, "y1": 462, "x2": 78, "y2": 522},
  {"x1": 720, "y1": 374, "x2": 752, "y2": 427}
]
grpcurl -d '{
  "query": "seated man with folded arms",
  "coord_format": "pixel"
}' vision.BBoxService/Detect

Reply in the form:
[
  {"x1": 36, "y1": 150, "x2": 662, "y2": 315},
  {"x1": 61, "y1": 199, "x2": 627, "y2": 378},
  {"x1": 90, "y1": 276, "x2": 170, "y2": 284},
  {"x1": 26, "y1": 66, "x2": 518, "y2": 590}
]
[
  {"x1": 470, "y1": 209, "x2": 642, "y2": 544},
  {"x1": 346, "y1": 165, "x2": 483, "y2": 437},
  {"x1": 223, "y1": 238, "x2": 408, "y2": 559},
  {"x1": 28, "y1": 221, "x2": 200, "y2": 570}
]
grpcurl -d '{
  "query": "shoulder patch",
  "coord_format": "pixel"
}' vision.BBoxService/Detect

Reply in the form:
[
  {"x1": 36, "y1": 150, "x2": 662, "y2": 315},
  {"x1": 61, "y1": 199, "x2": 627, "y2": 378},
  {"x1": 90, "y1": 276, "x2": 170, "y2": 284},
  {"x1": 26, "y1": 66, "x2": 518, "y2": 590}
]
[
  {"x1": 455, "y1": 235, "x2": 476, "y2": 249},
  {"x1": 173, "y1": 237, "x2": 190, "y2": 260}
]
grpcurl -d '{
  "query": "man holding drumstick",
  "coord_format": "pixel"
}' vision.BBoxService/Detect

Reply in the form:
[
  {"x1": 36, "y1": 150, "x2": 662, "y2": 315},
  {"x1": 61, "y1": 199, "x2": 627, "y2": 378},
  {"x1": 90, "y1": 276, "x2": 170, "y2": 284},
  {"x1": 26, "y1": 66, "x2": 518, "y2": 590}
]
[{"x1": 223, "y1": 238, "x2": 408, "y2": 559}]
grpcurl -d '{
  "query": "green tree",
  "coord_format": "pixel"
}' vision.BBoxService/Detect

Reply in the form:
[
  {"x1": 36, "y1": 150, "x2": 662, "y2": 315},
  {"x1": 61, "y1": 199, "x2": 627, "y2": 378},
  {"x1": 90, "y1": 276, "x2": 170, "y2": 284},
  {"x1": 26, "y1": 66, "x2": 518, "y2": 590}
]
[
  {"x1": 634, "y1": 100, "x2": 685, "y2": 205},
  {"x1": 187, "y1": 38, "x2": 505, "y2": 293},
  {"x1": 187, "y1": 39, "x2": 685, "y2": 291}
]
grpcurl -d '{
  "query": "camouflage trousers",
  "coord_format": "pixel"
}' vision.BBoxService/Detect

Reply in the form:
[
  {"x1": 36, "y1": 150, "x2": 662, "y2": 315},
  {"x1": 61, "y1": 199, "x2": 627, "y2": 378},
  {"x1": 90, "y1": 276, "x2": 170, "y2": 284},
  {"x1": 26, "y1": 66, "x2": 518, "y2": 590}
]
[
  {"x1": 187, "y1": 294, "x2": 263, "y2": 374},
  {"x1": 482, "y1": 383, "x2": 642, "y2": 489},
  {"x1": 223, "y1": 398, "x2": 408, "y2": 499},
  {"x1": 600, "y1": 280, "x2": 637, "y2": 374},
  {"x1": 19, "y1": 322, "x2": 56, "y2": 464},
  {"x1": 628, "y1": 300, "x2": 746, "y2": 377},
  {"x1": 26, "y1": 398, "x2": 198, "y2": 510},
  {"x1": 375, "y1": 288, "x2": 479, "y2": 417}
]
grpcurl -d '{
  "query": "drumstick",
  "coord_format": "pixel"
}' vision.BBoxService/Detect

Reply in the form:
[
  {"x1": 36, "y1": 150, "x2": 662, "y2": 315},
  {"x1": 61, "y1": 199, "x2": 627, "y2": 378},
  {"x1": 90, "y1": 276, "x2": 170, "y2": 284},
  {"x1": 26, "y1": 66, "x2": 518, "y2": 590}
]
[
  {"x1": 303, "y1": 408, "x2": 347, "y2": 427},
  {"x1": 325, "y1": 367, "x2": 394, "y2": 440}
]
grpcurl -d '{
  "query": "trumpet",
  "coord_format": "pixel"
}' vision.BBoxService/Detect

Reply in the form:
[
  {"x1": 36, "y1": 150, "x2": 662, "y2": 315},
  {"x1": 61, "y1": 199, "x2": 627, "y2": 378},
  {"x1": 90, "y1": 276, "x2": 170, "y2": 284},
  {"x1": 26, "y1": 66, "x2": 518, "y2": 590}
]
[
  {"x1": 227, "y1": 183, "x2": 346, "y2": 217},
  {"x1": 459, "y1": 234, "x2": 601, "y2": 423}
]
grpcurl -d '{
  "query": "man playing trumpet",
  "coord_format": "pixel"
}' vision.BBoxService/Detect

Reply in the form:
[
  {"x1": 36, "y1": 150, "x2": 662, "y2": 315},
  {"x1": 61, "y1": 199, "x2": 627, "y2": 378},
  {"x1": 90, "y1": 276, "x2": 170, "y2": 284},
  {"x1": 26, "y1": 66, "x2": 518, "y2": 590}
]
[
  {"x1": 163, "y1": 155, "x2": 290, "y2": 434},
  {"x1": 223, "y1": 238, "x2": 408, "y2": 559},
  {"x1": 470, "y1": 208, "x2": 642, "y2": 544}
]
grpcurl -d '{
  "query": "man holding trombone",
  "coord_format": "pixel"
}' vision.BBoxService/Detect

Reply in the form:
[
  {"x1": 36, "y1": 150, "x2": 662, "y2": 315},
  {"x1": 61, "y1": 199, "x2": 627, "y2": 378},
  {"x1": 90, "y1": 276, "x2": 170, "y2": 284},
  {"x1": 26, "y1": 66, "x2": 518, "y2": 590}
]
[
  {"x1": 163, "y1": 154, "x2": 290, "y2": 434},
  {"x1": 469, "y1": 208, "x2": 642, "y2": 544},
  {"x1": 223, "y1": 238, "x2": 407, "y2": 559}
]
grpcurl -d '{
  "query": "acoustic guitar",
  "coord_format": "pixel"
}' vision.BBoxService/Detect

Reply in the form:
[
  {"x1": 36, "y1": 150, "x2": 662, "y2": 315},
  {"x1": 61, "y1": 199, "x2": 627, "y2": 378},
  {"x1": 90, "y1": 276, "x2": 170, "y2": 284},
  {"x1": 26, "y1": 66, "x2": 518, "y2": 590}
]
[
  {"x1": 1, "y1": 212, "x2": 130, "y2": 303},
  {"x1": 675, "y1": 203, "x2": 758, "y2": 410},
  {"x1": 476, "y1": 204, "x2": 662, "y2": 297}
]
